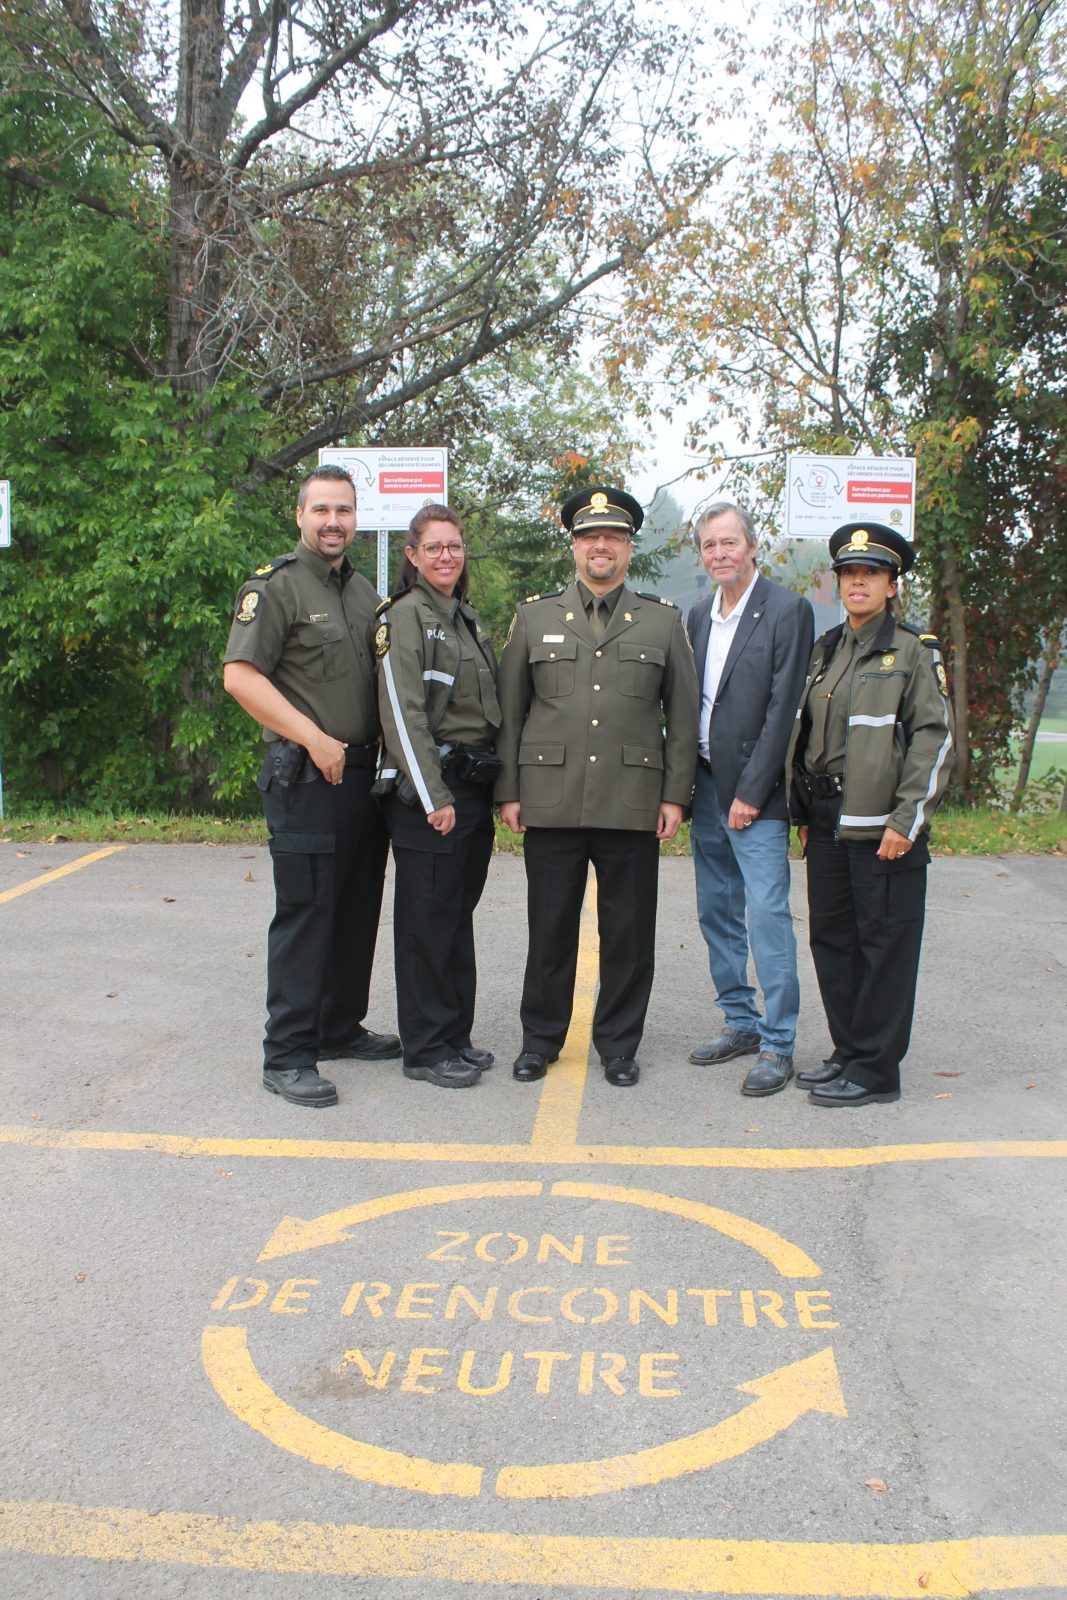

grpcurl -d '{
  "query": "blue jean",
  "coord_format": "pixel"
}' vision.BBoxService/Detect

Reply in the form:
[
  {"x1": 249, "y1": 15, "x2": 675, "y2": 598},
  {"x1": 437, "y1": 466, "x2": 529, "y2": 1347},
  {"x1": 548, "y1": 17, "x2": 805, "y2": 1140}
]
[{"x1": 690, "y1": 768, "x2": 799, "y2": 1054}]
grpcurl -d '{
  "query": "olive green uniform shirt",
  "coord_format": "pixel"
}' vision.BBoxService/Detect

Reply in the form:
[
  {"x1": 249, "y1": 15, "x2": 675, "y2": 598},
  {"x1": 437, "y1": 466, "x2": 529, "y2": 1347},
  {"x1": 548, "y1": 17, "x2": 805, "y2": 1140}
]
[{"x1": 223, "y1": 542, "x2": 379, "y2": 744}]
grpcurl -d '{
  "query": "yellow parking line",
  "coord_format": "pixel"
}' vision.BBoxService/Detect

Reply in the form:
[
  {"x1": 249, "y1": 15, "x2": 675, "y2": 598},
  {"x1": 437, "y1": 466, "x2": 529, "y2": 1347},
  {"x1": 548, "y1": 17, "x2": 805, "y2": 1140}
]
[
  {"x1": 0, "y1": 846, "x2": 125, "y2": 903},
  {"x1": 0, "y1": 1120, "x2": 1062, "y2": 1171},
  {"x1": 0, "y1": 1499, "x2": 1063, "y2": 1594},
  {"x1": 0, "y1": 1124, "x2": 1065, "y2": 1168},
  {"x1": 529, "y1": 880, "x2": 597, "y2": 1154}
]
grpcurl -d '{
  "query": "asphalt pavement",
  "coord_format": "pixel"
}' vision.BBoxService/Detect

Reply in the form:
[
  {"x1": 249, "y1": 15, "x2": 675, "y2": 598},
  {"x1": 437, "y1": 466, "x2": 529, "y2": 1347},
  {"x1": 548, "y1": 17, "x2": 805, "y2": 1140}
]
[{"x1": 0, "y1": 840, "x2": 1064, "y2": 1600}]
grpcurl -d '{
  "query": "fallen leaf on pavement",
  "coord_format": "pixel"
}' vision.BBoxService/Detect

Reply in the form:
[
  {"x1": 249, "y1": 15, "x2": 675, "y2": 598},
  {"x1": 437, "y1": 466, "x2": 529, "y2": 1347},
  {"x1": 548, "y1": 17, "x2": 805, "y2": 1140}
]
[
  {"x1": 163, "y1": 896, "x2": 176, "y2": 903},
  {"x1": 864, "y1": 1478, "x2": 887, "y2": 1492}
]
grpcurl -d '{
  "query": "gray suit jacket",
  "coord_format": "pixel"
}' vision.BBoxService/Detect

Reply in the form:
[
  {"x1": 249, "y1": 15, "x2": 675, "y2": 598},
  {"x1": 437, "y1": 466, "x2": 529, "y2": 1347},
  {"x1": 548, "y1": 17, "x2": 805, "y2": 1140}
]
[{"x1": 687, "y1": 573, "x2": 814, "y2": 822}]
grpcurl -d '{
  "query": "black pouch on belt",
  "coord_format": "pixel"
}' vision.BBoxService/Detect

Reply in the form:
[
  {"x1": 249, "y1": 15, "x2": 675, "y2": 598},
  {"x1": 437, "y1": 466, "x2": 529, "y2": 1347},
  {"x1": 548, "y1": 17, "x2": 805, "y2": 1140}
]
[{"x1": 446, "y1": 743, "x2": 503, "y2": 783}]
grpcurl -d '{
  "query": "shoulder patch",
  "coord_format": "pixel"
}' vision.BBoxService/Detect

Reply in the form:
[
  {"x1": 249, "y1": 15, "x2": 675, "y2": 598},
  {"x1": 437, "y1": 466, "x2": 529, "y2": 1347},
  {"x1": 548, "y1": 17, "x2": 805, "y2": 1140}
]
[
  {"x1": 234, "y1": 589, "x2": 260, "y2": 625},
  {"x1": 374, "y1": 616, "x2": 390, "y2": 658},
  {"x1": 252, "y1": 554, "x2": 296, "y2": 579}
]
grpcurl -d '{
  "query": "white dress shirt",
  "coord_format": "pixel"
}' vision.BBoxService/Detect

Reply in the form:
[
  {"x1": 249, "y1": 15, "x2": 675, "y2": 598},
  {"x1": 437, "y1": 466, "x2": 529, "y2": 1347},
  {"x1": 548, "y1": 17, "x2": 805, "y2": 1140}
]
[{"x1": 698, "y1": 571, "x2": 760, "y2": 760}]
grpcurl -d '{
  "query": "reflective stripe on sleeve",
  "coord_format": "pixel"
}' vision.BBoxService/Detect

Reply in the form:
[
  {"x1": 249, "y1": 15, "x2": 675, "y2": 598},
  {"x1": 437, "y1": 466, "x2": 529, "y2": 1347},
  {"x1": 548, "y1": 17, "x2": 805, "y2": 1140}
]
[
  {"x1": 381, "y1": 652, "x2": 435, "y2": 812},
  {"x1": 848, "y1": 713, "x2": 897, "y2": 728},
  {"x1": 839, "y1": 811, "x2": 891, "y2": 828},
  {"x1": 909, "y1": 718, "x2": 954, "y2": 840},
  {"x1": 422, "y1": 669, "x2": 456, "y2": 685}
]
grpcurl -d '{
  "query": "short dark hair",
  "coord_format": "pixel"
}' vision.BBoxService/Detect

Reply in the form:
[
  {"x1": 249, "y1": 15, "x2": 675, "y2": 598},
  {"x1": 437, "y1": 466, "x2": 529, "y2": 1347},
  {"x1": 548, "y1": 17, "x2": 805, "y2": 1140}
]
[
  {"x1": 297, "y1": 463, "x2": 355, "y2": 509},
  {"x1": 691, "y1": 500, "x2": 757, "y2": 552},
  {"x1": 397, "y1": 504, "x2": 469, "y2": 599}
]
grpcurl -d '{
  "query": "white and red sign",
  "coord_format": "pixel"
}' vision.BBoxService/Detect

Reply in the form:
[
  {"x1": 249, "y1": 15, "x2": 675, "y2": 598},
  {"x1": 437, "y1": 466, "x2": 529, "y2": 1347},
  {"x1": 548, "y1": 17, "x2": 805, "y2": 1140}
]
[
  {"x1": 318, "y1": 447, "x2": 448, "y2": 531},
  {"x1": 785, "y1": 454, "x2": 915, "y2": 541}
]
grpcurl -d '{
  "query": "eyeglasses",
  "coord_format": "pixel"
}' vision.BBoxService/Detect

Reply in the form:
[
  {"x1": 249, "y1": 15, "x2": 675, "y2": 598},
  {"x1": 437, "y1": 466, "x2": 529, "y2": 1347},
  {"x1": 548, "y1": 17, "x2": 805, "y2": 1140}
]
[
  {"x1": 420, "y1": 542, "x2": 465, "y2": 557},
  {"x1": 573, "y1": 530, "x2": 630, "y2": 545}
]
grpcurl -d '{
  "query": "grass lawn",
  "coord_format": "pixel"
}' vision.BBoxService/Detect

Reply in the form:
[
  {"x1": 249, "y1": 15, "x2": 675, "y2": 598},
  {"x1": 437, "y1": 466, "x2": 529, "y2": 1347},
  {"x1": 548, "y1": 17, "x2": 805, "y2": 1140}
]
[{"x1": 3, "y1": 807, "x2": 1064, "y2": 857}]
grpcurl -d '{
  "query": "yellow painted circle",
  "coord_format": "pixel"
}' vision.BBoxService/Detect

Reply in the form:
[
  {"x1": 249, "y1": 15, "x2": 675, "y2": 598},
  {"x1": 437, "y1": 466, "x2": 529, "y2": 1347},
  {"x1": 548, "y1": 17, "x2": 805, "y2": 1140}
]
[{"x1": 202, "y1": 1181, "x2": 843, "y2": 1499}]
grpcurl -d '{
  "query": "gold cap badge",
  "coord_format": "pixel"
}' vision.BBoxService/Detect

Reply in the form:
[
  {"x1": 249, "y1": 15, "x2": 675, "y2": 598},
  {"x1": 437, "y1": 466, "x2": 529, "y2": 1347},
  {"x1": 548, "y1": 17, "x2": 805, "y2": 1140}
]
[{"x1": 849, "y1": 529, "x2": 869, "y2": 549}]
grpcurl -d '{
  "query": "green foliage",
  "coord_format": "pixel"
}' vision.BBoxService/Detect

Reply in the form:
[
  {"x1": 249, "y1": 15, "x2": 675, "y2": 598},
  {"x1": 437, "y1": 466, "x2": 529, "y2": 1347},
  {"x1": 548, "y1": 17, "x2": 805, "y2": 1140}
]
[
  {"x1": 0, "y1": 81, "x2": 286, "y2": 807},
  {"x1": 618, "y1": 0, "x2": 1067, "y2": 803}
]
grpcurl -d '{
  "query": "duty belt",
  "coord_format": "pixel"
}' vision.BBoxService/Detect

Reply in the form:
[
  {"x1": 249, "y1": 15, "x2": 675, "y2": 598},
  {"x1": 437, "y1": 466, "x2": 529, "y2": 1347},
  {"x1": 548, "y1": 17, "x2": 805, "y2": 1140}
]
[
  {"x1": 804, "y1": 771, "x2": 844, "y2": 798},
  {"x1": 344, "y1": 743, "x2": 378, "y2": 768}
]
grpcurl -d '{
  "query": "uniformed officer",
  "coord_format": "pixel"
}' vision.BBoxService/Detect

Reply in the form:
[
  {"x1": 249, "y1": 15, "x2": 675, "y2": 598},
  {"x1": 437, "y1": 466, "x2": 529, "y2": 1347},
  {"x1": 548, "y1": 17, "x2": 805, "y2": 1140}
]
[
  {"x1": 223, "y1": 464, "x2": 400, "y2": 1108},
  {"x1": 787, "y1": 521, "x2": 955, "y2": 1106},
  {"x1": 496, "y1": 485, "x2": 700, "y2": 1086},
  {"x1": 375, "y1": 505, "x2": 501, "y2": 1088}
]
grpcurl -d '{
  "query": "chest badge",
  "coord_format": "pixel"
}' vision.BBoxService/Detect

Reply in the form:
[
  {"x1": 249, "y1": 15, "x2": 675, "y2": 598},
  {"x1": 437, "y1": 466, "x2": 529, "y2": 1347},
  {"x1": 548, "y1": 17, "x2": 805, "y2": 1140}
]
[{"x1": 881, "y1": 654, "x2": 896, "y2": 670}]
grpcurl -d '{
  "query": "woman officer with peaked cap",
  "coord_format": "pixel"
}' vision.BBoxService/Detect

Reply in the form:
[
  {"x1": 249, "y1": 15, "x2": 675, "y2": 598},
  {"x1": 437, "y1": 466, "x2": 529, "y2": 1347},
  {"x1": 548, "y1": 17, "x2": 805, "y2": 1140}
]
[
  {"x1": 374, "y1": 504, "x2": 501, "y2": 1089},
  {"x1": 786, "y1": 521, "x2": 954, "y2": 1106}
]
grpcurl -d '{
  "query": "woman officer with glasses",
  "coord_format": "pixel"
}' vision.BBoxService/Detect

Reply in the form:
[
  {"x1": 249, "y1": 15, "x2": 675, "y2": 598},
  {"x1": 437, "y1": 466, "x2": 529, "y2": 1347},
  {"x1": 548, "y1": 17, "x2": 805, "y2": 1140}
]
[{"x1": 375, "y1": 504, "x2": 502, "y2": 1088}]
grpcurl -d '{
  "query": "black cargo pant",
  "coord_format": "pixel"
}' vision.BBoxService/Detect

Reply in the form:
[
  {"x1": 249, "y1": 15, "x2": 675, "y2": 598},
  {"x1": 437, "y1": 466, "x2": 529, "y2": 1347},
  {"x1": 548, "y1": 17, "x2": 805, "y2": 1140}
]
[
  {"x1": 805, "y1": 795, "x2": 929, "y2": 1095},
  {"x1": 259, "y1": 747, "x2": 389, "y2": 1071},
  {"x1": 384, "y1": 777, "x2": 494, "y2": 1071}
]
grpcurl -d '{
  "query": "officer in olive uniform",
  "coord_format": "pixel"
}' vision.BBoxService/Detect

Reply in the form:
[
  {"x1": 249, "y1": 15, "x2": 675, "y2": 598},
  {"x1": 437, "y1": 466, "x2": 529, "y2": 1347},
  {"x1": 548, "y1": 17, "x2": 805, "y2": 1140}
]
[
  {"x1": 223, "y1": 464, "x2": 399, "y2": 1108},
  {"x1": 375, "y1": 505, "x2": 501, "y2": 1088},
  {"x1": 787, "y1": 520, "x2": 954, "y2": 1106},
  {"x1": 496, "y1": 486, "x2": 699, "y2": 1086}
]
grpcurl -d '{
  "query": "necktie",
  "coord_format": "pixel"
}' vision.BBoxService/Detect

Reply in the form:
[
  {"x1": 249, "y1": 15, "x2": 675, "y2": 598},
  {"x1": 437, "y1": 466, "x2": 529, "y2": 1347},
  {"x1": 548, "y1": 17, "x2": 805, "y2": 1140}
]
[{"x1": 589, "y1": 600, "x2": 607, "y2": 639}]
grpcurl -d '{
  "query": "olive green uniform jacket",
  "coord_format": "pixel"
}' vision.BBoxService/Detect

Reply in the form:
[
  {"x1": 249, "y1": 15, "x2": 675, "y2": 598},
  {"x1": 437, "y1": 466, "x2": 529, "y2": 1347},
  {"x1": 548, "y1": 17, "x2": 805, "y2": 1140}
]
[
  {"x1": 494, "y1": 580, "x2": 699, "y2": 831},
  {"x1": 787, "y1": 613, "x2": 954, "y2": 842},
  {"x1": 376, "y1": 575, "x2": 501, "y2": 814}
]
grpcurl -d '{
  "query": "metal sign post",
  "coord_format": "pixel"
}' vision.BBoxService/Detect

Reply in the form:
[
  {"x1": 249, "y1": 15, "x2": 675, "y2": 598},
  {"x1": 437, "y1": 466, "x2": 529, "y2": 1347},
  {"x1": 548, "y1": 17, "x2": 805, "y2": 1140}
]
[{"x1": 317, "y1": 447, "x2": 448, "y2": 599}]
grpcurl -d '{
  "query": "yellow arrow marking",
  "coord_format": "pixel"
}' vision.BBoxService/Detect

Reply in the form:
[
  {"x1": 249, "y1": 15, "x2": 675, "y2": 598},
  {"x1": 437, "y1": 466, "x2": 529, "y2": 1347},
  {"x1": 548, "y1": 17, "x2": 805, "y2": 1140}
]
[
  {"x1": 257, "y1": 1179, "x2": 543, "y2": 1262},
  {"x1": 0, "y1": 846, "x2": 125, "y2": 903},
  {"x1": 551, "y1": 1180, "x2": 822, "y2": 1277},
  {"x1": 201, "y1": 1326, "x2": 483, "y2": 1497},
  {"x1": 496, "y1": 1347, "x2": 846, "y2": 1499}
]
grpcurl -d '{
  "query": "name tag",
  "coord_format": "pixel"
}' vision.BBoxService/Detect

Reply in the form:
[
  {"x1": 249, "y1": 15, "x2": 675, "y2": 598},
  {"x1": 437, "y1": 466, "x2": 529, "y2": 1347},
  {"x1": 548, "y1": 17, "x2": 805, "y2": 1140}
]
[
  {"x1": 542, "y1": 633, "x2": 565, "y2": 642},
  {"x1": 309, "y1": 612, "x2": 329, "y2": 622}
]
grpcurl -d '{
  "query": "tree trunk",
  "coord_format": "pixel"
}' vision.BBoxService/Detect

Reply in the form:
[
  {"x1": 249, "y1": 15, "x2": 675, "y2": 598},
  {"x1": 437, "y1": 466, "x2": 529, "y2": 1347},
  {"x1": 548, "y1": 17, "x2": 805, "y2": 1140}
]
[
  {"x1": 941, "y1": 542, "x2": 969, "y2": 793},
  {"x1": 1011, "y1": 627, "x2": 1064, "y2": 811},
  {"x1": 165, "y1": 0, "x2": 227, "y2": 389}
]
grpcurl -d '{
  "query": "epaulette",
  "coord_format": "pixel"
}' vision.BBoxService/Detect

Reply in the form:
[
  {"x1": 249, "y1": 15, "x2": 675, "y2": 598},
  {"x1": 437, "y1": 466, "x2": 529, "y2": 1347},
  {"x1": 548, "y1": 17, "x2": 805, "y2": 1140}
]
[
  {"x1": 251, "y1": 554, "x2": 297, "y2": 579},
  {"x1": 635, "y1": 590, "x2": 678, "y2": 607},
  {"x1": 521, "y1": 588, "x2": 564, "y2": 603},
  {"x1": 899, "y1": 620, "x2": 943, "y2": 650}
]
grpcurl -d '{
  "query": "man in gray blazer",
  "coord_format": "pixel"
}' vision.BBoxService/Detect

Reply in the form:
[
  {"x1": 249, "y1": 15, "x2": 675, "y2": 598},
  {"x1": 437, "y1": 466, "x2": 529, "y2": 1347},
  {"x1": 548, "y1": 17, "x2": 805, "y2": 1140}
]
[{"x1": 686, "y1": 502, "x2": 814, "y2": 1095}]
